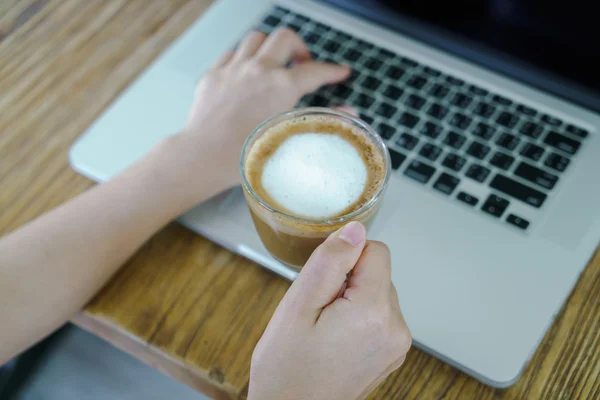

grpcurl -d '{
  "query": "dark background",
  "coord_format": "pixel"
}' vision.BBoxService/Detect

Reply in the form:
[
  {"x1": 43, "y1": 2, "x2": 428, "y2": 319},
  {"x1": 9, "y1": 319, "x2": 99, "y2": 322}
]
[{"x1": 322, "y1": 0, "x2": 599, "y2": 111}]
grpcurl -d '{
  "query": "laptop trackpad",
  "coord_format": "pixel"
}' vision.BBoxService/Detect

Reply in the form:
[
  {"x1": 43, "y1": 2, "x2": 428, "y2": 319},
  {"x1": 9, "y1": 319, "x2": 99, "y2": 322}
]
[{"x1": 540, "y1": 162, "x2": 600, "y2": 251}]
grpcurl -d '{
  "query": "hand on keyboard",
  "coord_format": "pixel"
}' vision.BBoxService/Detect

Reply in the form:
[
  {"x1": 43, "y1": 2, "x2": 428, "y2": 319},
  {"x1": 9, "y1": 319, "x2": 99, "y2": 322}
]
[{"x1": 180, "y1": 27, "x2": 350, "y2": 191}]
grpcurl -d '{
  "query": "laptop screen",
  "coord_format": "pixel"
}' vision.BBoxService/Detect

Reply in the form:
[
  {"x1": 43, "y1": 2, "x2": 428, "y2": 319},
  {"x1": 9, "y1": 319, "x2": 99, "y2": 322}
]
[{"x1": 321, "y1": 0, "x2": 600, "y2": 112}]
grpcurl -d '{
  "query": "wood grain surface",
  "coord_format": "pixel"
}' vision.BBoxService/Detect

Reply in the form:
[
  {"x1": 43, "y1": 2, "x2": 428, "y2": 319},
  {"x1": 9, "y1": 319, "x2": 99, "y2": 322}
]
[{"x1": 1, "y1": 1, "x2": 599, "y2": 399}]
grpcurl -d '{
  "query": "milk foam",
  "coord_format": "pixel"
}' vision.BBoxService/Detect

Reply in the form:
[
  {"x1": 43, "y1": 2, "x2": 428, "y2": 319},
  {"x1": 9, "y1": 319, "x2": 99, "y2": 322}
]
[{"x1": 261, "y1": 133, "x2": 368, "y2": 219}]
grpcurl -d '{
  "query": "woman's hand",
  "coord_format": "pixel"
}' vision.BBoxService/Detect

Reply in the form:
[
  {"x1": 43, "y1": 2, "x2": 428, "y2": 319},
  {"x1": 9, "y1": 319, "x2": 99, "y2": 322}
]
[
  {"x1": 248, "y1": 222, "x2": 412, "y2": 400},
  {"x1": 176, "y1": 28, "x2": 350, "y2": 192}
]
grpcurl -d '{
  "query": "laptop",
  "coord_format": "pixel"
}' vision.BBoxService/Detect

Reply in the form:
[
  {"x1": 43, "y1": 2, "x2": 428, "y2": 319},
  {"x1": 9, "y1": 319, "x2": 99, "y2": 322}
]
[{"x1": 69, "y1": 0, "x2": 600, "y2": 388}]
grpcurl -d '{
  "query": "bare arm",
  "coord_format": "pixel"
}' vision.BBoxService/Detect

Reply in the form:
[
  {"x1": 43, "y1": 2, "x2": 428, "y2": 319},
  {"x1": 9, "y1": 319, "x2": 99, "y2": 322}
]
[
  {"x1": 0, "y1": 135, "x2": 223, "y2": 363},
  {"x1": 0, "y1": 28, "x2": 349, "y2": 364}
]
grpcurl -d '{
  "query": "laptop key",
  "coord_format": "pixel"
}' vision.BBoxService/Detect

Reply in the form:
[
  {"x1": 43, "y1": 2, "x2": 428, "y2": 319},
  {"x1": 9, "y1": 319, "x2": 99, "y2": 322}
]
[
  {"x1": 443, "y1": 132, "x2": 467, "y2": 150},
  {"x1": 304, "y1": 33, "x2": 321, "y2": 44},
  {"x1": 541, "y1": 114, "x2": 562, "y2": 127},
  {"x1": 388, "y1": 149, "x2": 406, "y2": 170},
  {"x1": 442, "y1": 153, "x2": 466, "y2": 172},
  {"x1": 434, "y1": 173, "x2": 460, "y2": 195},
  {"x1": 360, "y1": 113, "x2": 374, "y2": 125},
  {"x1": 274, "y1": 6, "x2": 290, "y2": 14},
  {"x1": 514, "y1": 162, "x2": 559, "y2": 190},
  {"x1": 473, "y1": 101, "x2": 496, "y2": 118},
  {"x1": 424, "y1": 66, "x2": 442, "y2": 77},
  {"x1": 565, "y1": 124, "x2": 589, "y2": 138},
  {"x1": 356, "y1": 93, "x2": 375, "y2": 108},
  {"x1": 406, "y1": 74, "x2": 428, "y2": 89},
  {"x1": 343, "y1": 48, "x2": 362, "y2": 61},
  {"x1": 364, "y1": 57, "x2": 383, "y2": 71},
  {"x1": 481, "y1": 194, "x2": 510, "y2": 218},
  {"x1": 450, "y1": 92, "x2": 472, "y2": 108},
  {"x1": 385, "y1": 65, "x2": 406, "y2": 80},
  {"x1": 315, "y1": 22, "x2": 331, "y2": 32},
  {"x1": 507, "y1": 214, "x2": 530, "y2": 230},
  {"x1": 446, "y1": 76, "x2": 464, "y2": 86},
  {"x1": 429, "y1": 83, "x2": 450, "y2": 99},
  {"x1": 377, "y1": 123, "x2": 396, "y2": 140},
  {"x1": 264, "y1": 15, "x2": 281, "y2": 27},
  {"x1": 468, "y1": 85, "x2": 488, "y2": 96},
  {"x1": 466, "y1": 141, "x2": 491, "y2": 160},
  {"x1": 377, "y1": 48, "x2": 395, "y2": 59},
  {"x1": 496, "y1": 111, "x2": 520, "y2": 128},
  {"x1": 396, "y1": 133, "x2": 420, "y2": 151},
  {"x1": 375, "y1": 102, "x2": 397, "y2": 118},
  {"x1": 449, "y1": 112, "x2": 472, "y2": 130},
  {"x1": 490, "y1": 152, "x2": 515, "y2": 170},
  {"x1": 401, "y1": 57, "x2": 419, "y2": 67},
  {"x1": 472, "y1": 122, "x2": 496, "y2": 140},
  {"x1": 419, "y1": 122, "x2": 443, "y2": 139},
  {"x1": 492, "y1": 94, "x2": 512, "y2": 106},
  {"x1": 293, "y1": 14, "x2": 310, "y2": 24},
  {"x1": 404, "y1": 160, "x2": 436, "y2": 184},
  {"x1": 544, "y1": 153, "x2": 570, "y2": 172},
  {"x1": 419, "y1": 143, "x2": 443, "y2": 162},
  {"x1": 362, "y1": 76, "x2": 382, "y2": 91},
  {"x1": 427, "y1": 103, "x2": 449, "y2": 120},
  {"x1": 457, "y1": 191, "x2": 479, "y2": 206},
  {"x1": 544, "y1": 131, "x2": 581, "y2": 155},
  {"x1": 404, "y1": 94, "x2": 426, "y2": 111},
  {"x1": 466, "y1": 163, "x2": 491, "y2": 182},
  {"x1": 520, "y1": 142, "x2": 545, "y2": 161},
  {"x1": 520, "y1": 122, "x2": 544, "y2": 139},
  {"x1": 331, "y1": 83, "x2": 353, "y2": 98},
  {"x1": 355, "y1": 39, "x2": 374, "y2": 51},
  {"x1": 489, "y1": 174, "x2": 547, "y2": 208},
  {"x1": 496, "y1": 133, "x2": 520, "y2": 151},
  {"x1": 323, "y1": 40, "x2": 341, "y2": 52},
  {"x1": 334, "y1": 31, "x2": 352, "y2": 42},
  {"x1": 382, "y1": 84, "x2": 404, "y2": 100},
  {"x1": 516, "y1": 104, "x2": 537, "y2": 117},
  {"x1": 398, "y1": 112, "x2": 420, "y2": 128}
]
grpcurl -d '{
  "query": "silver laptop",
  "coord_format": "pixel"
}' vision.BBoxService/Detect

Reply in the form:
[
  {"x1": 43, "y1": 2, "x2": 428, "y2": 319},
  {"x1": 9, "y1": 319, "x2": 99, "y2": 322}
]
[{"x1": 69, "y1": 0, "x2": 600, "y2": 388}]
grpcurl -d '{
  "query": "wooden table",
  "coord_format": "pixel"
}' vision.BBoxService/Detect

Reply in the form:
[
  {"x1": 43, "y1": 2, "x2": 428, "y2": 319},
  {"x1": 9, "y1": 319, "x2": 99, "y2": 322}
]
[{"x1": 1, "y1": 1, "x2": 599, "y2": 399}]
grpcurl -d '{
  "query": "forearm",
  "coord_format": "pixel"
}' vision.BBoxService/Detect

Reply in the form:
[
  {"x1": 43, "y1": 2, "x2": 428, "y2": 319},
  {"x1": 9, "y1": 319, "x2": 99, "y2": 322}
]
[{"x1": 0, "y1": 134, "x2": 226, "y2": 363}]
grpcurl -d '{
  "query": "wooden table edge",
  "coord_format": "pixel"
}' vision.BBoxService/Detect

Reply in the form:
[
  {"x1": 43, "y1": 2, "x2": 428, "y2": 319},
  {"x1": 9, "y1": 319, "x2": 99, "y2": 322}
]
[{"x1": 71, "y1": 312, "x2": 244, "y2": 400}]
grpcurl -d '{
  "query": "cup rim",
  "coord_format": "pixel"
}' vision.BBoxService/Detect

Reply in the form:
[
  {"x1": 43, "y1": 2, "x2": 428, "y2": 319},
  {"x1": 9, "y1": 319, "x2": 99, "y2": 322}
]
[{"x1": 240, "y1": 107, "x2": 391, "y2": 225}]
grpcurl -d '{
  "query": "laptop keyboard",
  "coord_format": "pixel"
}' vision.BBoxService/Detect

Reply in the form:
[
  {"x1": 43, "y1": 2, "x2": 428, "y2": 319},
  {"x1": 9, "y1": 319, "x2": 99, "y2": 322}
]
[{"x1": 256, "y1": 6, "x2": 591, "y2": 231}]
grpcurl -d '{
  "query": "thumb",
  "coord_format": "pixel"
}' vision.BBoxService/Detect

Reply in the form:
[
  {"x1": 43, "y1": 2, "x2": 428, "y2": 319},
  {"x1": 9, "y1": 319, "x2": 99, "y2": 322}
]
[
  {"x1": 284, "y1": 221, "x2": 367, "y2": 322},
  {"x1": 288, "y1": 61, "x2": 351, "y2": 94}
]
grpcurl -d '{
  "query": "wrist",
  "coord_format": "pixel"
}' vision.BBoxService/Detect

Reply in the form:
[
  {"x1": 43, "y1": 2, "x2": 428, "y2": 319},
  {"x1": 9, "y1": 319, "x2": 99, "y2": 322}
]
[
  {"x1": 160, "y1": 133, "x2": 233, "y2": 194},
  {"x1": 120, "y1": 133, "x2": 232, "y2": 215}
]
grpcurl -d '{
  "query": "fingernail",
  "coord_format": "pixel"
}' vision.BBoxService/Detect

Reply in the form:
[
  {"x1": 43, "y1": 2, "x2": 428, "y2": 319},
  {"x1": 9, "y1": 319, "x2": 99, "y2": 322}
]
[{"x1": 338, "y1": 222, "x2": 365, "y2": 247}]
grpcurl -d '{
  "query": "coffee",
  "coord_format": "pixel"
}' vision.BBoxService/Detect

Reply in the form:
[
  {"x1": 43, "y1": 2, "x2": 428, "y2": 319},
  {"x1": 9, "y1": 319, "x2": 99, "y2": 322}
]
[{"x1": 242, "y1": 109, "x2": 390, "y2": 270}]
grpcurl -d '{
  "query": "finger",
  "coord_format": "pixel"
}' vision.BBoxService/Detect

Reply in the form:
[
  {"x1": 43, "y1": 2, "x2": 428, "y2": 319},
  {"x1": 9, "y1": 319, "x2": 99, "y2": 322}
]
[
  {"x1": 256, "y1": 28, "x2": 311, "y2": 66},
  {"x1": 288, "y1": 61, "x2": 351, "y2": 94},
  {"x1": 344, "y1": 241, "x2": 392, "y2": 303},
  {"x1": 212, "y1": 50, "x2": 234, "y2": 68},
  {"x1": 284, "y1": 222, "x2": 367, "y2": 321},
  {"x1": 233, "y1": 31, "x2": 267, "y2": 61}
]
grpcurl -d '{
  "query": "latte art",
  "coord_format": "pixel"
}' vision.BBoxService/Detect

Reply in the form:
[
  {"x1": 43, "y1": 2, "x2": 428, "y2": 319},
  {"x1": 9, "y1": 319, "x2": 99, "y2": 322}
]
[{"x1": 261, "y1": 133, "x2": 368, "y2": 219}]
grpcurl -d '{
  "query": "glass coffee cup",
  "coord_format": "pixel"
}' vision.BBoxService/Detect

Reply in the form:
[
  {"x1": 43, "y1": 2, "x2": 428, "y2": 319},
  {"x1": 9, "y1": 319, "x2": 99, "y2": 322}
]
[{"x1": 241, "y1": 108, "x2": 391, "y2": 271}]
